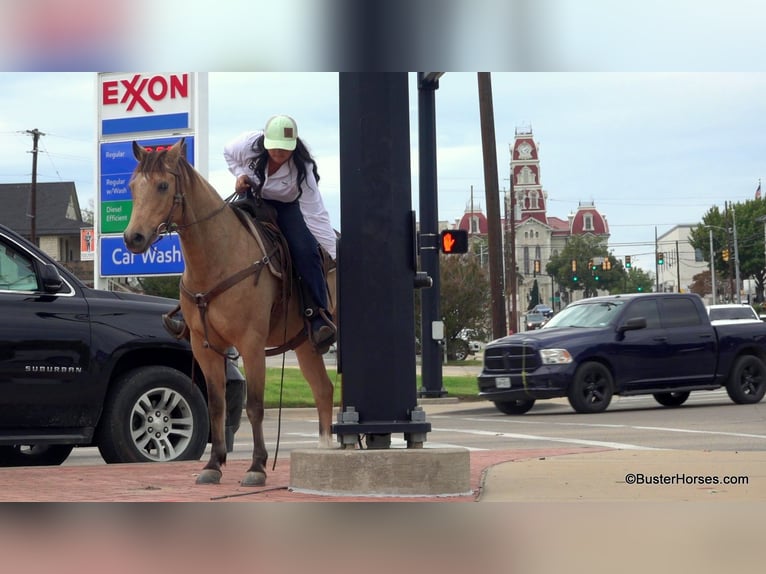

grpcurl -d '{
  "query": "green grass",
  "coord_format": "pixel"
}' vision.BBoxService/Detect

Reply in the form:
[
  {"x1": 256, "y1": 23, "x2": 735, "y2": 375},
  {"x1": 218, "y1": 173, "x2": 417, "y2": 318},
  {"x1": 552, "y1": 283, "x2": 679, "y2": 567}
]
[{"x1": 261, "y1": 367, "x2": 479, "y2": 408}]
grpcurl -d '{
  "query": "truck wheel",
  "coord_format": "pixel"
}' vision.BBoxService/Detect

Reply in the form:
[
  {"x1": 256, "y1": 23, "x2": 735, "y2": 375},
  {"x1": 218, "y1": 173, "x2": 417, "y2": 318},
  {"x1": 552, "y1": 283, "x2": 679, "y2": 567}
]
[
  {"x1": 726, "y1": 355, "x2": 766, "y2": 405},
  {"x1": 96, "y1": 366, "x2": 210, "y2": 464},
  {"x1": 0, "y1": 444, "x2": 74, "y2": 467},
  {"x1": 493, "y1": 399, "x2": 536, "y2": 415},
  {"x1": 449, "y1": 339, "x2": 470, "y2": 361},
  {"x1": 653, "y1": 391, "x2": 690, "y2": 407},
  {"x1": 568, "y1": 362, "x2": 613, "y2": 413}
]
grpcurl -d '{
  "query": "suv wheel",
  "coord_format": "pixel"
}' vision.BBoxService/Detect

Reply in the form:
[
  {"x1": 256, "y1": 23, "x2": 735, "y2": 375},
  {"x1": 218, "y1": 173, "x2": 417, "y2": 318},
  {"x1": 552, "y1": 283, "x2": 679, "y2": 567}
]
[
  {"x1": 0, "y1": 444, "x2": 74, "y2": 467},
  {"x1": 96, "y1": 366, "x2": 209, "y2": 464}
]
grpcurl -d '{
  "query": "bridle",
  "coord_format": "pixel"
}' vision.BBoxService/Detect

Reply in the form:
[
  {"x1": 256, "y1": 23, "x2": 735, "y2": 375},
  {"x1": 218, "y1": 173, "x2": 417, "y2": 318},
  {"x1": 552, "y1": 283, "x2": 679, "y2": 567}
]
[{"x1": 152, "y1": 171, "x2": 228, "y2": 242}]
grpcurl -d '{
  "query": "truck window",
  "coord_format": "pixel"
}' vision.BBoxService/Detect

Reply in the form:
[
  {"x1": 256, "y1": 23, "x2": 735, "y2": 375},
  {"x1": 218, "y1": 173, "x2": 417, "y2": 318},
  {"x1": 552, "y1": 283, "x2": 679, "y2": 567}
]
[
  {"x1": 660, "y1": 298, "x2": 702, "y2": 328},
  {"x1": 623, "y1": 299, "x2": 661, "y2": 329}
]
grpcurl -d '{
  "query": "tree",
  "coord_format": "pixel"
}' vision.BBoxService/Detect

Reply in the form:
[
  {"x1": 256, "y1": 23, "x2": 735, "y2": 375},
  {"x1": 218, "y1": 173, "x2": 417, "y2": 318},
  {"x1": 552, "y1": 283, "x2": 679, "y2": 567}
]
[
  {"x1": 439, "y1": 254, "x2": 491, "y2": 342},
  {"x1": 689, "y1": 199, "x2": 766, "y2": 302},
  {"x1": 623, "y1": 267, "x2": 654, "y2": 294},
  {"x1": 137, "y1": 276, "x2": 181, "y2": 299},
  {"x1": 527, "y1": 279, "x2": 540, "y2": 310},
  {"x1": 546, "y1": 234, "x2": 621, "y2": 298}
]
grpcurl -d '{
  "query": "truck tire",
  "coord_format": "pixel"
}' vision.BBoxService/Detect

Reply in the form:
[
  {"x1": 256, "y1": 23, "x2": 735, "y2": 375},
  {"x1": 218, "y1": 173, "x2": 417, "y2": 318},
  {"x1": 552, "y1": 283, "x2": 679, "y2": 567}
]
[
  {"x1": 0, "y1": 444, "x2": 74, "y2": 467},
  {"x1": 653, "y1": 391, "x2": 690, "y2": 407},
  {"x1": 568, "y1": 362, "x2": 613, "y2": 413},
  {"x1": 726, "y1": 355, "x2": 766, "y2": 405},
  {"x1": 493, "y1": 399, "x2": 536, "y2": 415},
  {"x1": 96, "y1": 366, "x2": 210, "y2": 464}
]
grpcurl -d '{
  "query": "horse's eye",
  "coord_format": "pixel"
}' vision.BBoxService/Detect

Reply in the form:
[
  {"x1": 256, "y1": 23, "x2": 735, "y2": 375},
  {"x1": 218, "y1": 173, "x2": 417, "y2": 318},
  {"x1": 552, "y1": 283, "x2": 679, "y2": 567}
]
[{"x1": 158, "y1": 182, "x2": 169, "y2": 192}]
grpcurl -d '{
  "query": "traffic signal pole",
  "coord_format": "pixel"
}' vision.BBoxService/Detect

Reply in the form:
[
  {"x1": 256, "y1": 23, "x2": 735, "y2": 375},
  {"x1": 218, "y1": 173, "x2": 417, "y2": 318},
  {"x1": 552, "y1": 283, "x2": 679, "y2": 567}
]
[
  {"x1": 333, "y1": 73, "x2": 431, "y2": 448},
  {"x1": 417, "y1": 73, "x2": 446, "y2": 398}
]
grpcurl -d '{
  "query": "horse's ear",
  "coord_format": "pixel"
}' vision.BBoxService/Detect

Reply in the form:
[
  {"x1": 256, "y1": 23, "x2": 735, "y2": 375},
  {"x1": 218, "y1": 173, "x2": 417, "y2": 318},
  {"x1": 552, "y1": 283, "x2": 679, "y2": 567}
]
[
  {"x1": 167, "y1": 138, "x2": 186, "y2": 164},
  {"x1": 132, "y1": 141, "x2": 148, "y2": 162}
]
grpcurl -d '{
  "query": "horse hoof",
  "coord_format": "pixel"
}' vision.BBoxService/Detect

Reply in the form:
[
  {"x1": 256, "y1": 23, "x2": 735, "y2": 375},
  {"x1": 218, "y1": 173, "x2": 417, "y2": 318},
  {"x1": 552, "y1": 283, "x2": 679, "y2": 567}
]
[
  {"x1": 241, "y1": 471, "x2": 267, "y2": 487},
  {"x1": 196, "y1": 469, "x2": 222, "y2": 485}
]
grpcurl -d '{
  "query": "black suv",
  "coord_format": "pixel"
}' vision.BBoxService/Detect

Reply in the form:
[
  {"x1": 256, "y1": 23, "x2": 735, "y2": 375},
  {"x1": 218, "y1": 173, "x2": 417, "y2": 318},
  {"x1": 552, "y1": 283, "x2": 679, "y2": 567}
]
[{"x1": 0, "y1": 223, "x2": 241, "y2": 467}]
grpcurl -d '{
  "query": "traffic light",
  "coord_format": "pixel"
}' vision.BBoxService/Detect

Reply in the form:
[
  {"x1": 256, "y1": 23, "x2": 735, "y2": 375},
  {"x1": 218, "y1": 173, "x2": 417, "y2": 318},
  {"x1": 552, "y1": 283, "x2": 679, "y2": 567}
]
[
  {"x1": 637, "y1": 285, "x2": 643, "y2": 292},
  {"x1": 657, "y1": 252, "x2": 664, "y2": 265},
  {"x1": 533, "y1": 259, "x2": 541, "y2": 275},
  {"x1": 571, "y1": 259, "x2": 577, "y2": 273},
  {"x1": 722, "y1": 248, "x2": 730, "y2": 262},
  {"x1": 625, "y1": 255, "x2": 631, "y2": 268},
  {"x1": 440, "y1": 229, "x2": 468, "y2": 254},
  {"x1": 602, "y1": 258, "x2": 611, "y2": 270}
]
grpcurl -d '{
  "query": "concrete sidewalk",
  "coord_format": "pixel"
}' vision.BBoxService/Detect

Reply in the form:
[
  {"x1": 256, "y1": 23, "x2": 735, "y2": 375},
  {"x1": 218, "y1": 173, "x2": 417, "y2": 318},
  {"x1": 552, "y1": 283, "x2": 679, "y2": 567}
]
[{"x1": 478, "y1": 448, "x2": 766, "y2": 501}]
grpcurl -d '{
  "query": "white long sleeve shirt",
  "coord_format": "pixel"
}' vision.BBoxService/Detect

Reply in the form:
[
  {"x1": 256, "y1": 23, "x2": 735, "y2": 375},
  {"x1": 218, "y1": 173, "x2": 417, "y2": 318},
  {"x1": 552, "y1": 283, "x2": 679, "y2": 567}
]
[{"x1": 223, "y1": 130, "x2": 337, "y2": 259}]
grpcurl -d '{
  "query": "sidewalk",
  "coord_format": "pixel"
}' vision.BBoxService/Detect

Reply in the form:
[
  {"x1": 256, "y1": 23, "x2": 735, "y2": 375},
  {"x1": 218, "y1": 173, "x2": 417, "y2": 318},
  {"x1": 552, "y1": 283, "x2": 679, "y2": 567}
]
[{"x1": 1, "y1": 446, "x2": 763, "y2": 502}]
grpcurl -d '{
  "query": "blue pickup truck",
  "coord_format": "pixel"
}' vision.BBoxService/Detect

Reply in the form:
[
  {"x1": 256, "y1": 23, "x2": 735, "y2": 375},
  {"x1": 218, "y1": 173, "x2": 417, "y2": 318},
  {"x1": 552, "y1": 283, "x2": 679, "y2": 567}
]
[{"x1": 478, "y1": 292, "x2": 766, "y2": 414}]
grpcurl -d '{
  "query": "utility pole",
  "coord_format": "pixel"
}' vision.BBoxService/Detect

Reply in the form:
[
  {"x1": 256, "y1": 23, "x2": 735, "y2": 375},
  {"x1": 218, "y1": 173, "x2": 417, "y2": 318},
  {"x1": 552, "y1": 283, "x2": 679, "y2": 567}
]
[
  {"x1": 477, "y1": 72, "x2": 507, "y2": 339},
  {"x1": 26, "y1": 128, "x2": 44, "y2": 245}
]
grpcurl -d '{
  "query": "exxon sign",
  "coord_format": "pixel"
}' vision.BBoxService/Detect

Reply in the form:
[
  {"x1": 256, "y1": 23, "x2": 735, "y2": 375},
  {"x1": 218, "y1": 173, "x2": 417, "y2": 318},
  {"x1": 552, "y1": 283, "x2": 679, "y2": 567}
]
[{"x1": 99, "y1": 72, "x2": 193, "y2": 137}]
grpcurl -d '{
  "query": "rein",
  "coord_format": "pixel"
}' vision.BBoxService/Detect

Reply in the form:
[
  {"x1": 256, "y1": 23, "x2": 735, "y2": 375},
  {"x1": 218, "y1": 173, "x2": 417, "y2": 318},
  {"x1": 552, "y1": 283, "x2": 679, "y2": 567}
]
[{"x1": 155, "y1": 183, "x2": 228, "y2": 239}]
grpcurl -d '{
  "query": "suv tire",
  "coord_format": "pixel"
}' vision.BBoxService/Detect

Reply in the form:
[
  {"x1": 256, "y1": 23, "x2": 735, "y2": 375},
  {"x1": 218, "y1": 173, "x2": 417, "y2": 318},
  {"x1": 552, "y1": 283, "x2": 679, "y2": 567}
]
[{"x1": 96, "y1": 366, "x2": 209, "y2": 463}]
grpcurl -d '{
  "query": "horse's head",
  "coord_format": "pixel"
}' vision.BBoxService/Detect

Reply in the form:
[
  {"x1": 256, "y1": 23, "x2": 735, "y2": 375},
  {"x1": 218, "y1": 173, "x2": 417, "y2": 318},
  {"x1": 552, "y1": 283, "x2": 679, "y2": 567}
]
[{"x1": 123, "y1": 138, "x2": 187, "y2": 254}]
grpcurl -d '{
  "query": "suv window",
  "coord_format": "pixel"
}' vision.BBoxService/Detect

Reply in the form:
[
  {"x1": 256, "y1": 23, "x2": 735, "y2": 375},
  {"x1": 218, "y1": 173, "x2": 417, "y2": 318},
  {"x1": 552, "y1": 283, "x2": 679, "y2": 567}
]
[
  {"x1": 0, "y1": 242, "x2": 38, "y2": 292},
  {"x1": 661, "y1": 298, "x2": 701, "y2": 328}
]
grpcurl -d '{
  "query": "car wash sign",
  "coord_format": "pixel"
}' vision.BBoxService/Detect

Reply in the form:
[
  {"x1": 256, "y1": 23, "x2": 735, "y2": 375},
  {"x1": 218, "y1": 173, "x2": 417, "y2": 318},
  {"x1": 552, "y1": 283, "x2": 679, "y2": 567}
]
[
  {"x1": 96, "y1": 72, "x2": 206, "y2": 284},
  {"x1": 99, "y1": 73, "x2": 193, "y2": 137}
]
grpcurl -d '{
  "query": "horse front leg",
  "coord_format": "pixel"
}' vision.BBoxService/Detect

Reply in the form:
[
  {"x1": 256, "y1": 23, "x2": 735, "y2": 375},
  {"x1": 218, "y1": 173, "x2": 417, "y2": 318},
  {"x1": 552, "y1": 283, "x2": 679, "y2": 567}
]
[
  {"x1": 241, "y1": 348, "x2": 268, "y2": 486},
  {"x1": 194, "y1": 346, "x2": 228, "y2": 485}
]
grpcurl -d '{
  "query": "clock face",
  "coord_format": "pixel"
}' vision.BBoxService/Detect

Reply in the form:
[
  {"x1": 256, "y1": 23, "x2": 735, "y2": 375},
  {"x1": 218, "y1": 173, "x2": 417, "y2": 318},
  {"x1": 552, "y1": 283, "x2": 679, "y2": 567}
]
[{"x1": 518, "y1": 142, "x2": 532, "y2": 159}]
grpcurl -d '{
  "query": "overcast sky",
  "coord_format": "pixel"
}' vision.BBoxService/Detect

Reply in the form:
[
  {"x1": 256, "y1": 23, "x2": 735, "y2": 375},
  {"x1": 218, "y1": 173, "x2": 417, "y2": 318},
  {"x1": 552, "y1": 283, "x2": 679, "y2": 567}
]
[{"x1": 1, "y1": 72, "x2": 764, "y2": 272}]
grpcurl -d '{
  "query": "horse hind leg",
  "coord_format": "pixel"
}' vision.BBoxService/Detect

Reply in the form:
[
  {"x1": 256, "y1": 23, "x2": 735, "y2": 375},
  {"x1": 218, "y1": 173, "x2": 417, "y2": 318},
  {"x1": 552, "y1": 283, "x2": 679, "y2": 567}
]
[{"x1": 294, "y1": 343, "x2": 335, "y2": 448}]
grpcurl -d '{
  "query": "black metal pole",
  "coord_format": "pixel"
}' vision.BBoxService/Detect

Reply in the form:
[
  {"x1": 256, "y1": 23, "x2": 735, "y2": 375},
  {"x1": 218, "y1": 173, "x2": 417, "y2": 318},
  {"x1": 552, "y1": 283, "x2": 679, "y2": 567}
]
[
  {"x1": 417, "y1": 73, "x2": 446, "y2": 398},
  {"x1": 333, "y1": 73, "x2": 431, "y2": 449}
]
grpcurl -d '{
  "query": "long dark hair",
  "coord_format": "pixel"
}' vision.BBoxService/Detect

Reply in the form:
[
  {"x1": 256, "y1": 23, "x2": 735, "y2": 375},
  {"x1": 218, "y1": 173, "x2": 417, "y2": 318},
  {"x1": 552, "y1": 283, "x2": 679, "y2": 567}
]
[{"x1": 248, "y1": 134, "x2": 320, "y2": 197}]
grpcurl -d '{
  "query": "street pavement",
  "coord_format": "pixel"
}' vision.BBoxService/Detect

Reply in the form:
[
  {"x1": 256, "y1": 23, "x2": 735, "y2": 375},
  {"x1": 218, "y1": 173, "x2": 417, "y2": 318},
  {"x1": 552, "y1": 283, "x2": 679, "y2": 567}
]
[{"x1": 1, "y1": 354, "x2": 764, "y2": 502}]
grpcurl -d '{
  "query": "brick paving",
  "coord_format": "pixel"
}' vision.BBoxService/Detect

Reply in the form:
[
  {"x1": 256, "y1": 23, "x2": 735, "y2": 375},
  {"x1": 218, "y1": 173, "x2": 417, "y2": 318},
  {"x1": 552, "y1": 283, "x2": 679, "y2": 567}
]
[{"x1": 0, "y1": 447, "x2": 596, "y2": 502}]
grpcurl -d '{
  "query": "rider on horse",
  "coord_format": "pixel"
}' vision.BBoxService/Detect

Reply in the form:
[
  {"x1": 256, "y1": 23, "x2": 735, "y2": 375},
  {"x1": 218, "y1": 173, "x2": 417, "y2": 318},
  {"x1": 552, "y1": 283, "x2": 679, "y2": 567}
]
[{"x1": 223, "y1": 115, "x2": 337, "y2": 354}]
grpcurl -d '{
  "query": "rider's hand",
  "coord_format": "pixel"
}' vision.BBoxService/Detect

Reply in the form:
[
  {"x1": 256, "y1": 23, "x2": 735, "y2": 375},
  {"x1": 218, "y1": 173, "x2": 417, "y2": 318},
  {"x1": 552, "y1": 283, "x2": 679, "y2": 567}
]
[{"x1": 235, "y1": 175, "x2": 251, "y2": 194}]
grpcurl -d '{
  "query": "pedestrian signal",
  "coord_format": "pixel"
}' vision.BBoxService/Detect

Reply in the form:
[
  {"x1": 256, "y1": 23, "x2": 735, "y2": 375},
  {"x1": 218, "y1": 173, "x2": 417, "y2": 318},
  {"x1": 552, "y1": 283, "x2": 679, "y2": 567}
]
[{"x1": 440, "y1": 230, "x2": 468, "y2": 254}]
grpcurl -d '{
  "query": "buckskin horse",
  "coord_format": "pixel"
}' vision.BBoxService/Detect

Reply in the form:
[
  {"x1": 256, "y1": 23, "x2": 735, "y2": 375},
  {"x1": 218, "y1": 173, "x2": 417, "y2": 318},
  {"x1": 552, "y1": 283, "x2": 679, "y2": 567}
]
[{"x1": 123, "y1": 139, "x2": 335, "y2": 486}]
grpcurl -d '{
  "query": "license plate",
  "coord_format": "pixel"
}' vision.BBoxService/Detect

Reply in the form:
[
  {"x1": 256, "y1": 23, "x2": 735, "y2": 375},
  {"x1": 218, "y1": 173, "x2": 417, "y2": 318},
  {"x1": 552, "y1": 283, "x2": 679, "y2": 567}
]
[{"x1": 495, "y1": 377, "x2": 511, "y2": 389}]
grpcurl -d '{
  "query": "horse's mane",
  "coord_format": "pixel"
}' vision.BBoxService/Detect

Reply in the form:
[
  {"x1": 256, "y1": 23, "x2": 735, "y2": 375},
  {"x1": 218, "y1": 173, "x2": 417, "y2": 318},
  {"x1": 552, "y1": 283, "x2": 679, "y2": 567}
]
[{"x1": 134, "y1": 147, "x2": 205, "y2": 191}]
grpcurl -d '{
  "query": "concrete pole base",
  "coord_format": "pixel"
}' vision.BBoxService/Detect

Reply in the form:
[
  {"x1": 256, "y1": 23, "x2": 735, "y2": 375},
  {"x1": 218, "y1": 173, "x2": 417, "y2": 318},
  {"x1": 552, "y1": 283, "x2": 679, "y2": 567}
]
[{"x1": 289, "y1": 448, "x2": 472, "y2": 498}]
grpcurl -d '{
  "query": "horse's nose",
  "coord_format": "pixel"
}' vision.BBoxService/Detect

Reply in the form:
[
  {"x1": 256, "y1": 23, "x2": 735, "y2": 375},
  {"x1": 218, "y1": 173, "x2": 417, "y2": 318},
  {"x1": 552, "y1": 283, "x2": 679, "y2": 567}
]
[{"x1": 123, "y1": 230, "x2": 145, "y2": 252}]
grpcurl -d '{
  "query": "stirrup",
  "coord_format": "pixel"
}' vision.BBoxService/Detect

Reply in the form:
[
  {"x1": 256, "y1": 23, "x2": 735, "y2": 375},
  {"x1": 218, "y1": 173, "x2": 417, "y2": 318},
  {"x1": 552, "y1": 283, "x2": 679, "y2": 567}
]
[
  {"x1": 162, "y1": 312, "x2": 189, "y2": 340},
  {"x1": 308, "y1": 309, "x2": 336, "y2": 355}
]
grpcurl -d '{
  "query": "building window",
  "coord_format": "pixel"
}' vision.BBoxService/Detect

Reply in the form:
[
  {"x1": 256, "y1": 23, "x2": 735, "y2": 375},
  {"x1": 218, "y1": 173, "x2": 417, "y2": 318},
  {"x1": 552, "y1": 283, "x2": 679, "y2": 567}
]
[
  {"x1": 530, "y1": 190, "x2": 539, "y2": 209},
  {"x1": 470, "y1": 216, "x2": 480, "y2": 234},
  {"x1": 517, "y1": 166, "x2": 537, "y2": 186},
  {"x1": 523, "y1": 246, "x2": 530, "y2": 274},
  {"x1": 583, "y1": 214, "x2": 594, "y2": 231}
]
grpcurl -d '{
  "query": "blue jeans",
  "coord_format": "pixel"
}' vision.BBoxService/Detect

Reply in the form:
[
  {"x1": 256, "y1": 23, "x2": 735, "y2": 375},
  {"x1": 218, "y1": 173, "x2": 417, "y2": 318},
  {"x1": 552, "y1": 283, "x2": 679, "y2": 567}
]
[{"x1": 267, "y1": 199, "x2": 328, "y2": 315}]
